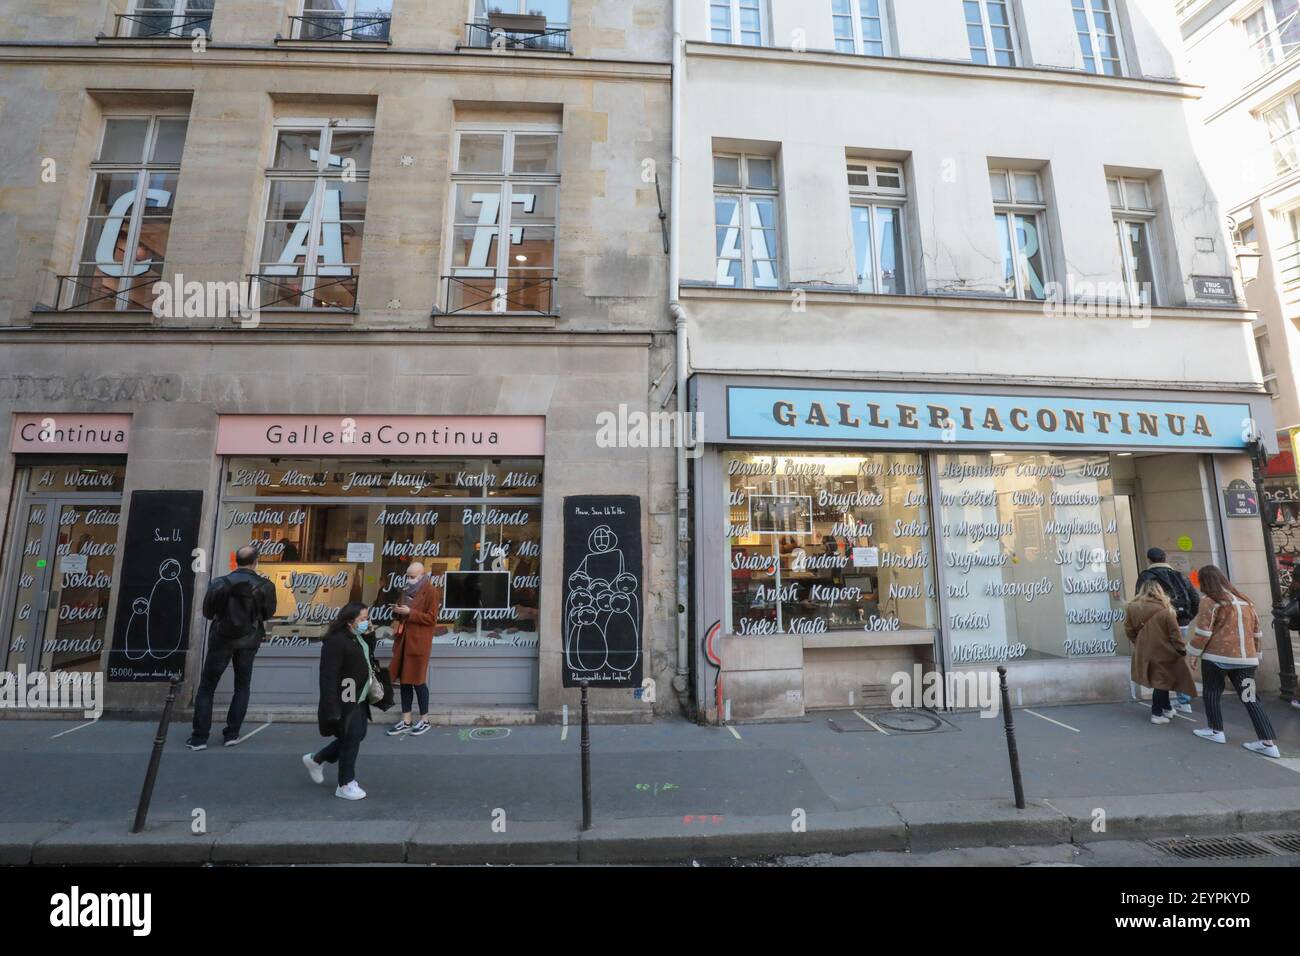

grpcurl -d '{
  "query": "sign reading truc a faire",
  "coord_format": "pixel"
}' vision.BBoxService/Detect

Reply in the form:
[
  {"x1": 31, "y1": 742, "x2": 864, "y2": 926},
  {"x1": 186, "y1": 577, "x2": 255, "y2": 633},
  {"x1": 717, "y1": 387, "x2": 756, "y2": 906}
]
[{"x1": 726, "y1": 387, "x2": 1254, "y2": 450}]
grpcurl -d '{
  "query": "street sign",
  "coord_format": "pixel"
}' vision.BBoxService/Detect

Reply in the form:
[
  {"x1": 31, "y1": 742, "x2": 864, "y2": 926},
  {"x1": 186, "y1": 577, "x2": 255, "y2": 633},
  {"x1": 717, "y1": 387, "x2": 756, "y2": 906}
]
[{"x1": 1223, "y1": 478, "x2": 1259, "y2": 517}]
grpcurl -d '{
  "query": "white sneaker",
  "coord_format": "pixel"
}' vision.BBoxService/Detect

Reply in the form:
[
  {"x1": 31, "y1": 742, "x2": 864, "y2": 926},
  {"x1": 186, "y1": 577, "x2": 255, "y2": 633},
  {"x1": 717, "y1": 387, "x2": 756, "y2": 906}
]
[
  {"x1": 335, "y1": 781, "x2": 367, "y2": 801},
  {"x1": 1193, "y1": 728, "x2": 1226, "y2": 744},
  {"x1": 1291, "y1": 699, "x2": 1300, "y2": 711},
  {"x1": 1243, "y1": 740, "x2": 1281, "y2": 759},
  {"x1": 1176, "y1": 703, "x2": 1194, "y2": 714},
  {"x1": 302, "y1": 752, "x2": 324, "y2": 785},
  {"x1": 1150, "y1": 715, "x2": 1171, "y2": 725},
  {"x1": 1161, "y1": 709, "x2": 1175, "y2": 719}
]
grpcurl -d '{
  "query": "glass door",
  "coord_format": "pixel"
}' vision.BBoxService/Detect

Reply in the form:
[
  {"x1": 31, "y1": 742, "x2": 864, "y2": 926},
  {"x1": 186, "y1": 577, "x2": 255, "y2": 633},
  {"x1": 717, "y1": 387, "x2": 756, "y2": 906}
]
[{"x1": 2, "y1": 465, "x2": 124, "y2": 674}]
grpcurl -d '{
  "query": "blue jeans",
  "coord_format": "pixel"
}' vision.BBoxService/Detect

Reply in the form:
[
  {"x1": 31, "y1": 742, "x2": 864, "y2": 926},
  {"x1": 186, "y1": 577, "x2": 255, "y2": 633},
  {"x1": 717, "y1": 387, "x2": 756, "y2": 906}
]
[{"x1": 191, "y1": 642, "x2": 258, "y2": 743}]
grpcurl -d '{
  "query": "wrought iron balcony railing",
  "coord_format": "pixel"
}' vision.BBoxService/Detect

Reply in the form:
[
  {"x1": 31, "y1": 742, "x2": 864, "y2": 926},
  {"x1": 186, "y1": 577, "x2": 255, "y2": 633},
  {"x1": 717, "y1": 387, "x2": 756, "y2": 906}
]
[
  {"x1": 1278, "y1": 238, "x2": 1300, "y2": 288},
  {"x1": 247, "y1": 273, "x2": 360, "y2": 312},
  {"x1": 440, "y1": 275, "x2": 557, "y2": 316},
  {"x1": 463, "y1": 21, "x2": 571, "y2": 52},
  {"x1": 114, "y1": 12, "x2": 213, "y2": 38},
  {"x1": 52, "y1": 274, "x2": 155, "y2": 312},
  {"x1": 289, "y1": 14, "x2": 391, "y2": 42}
]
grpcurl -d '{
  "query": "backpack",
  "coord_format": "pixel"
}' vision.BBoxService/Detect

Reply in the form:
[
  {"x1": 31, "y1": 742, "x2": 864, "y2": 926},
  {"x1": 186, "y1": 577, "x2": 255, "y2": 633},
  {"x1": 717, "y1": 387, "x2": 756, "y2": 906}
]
[
  {"x1": 1165, "y1": 571, "x2": 1195, "y2": 624},
  {"x1": 204, "y1": 572, "x2": 265, "y2": 645}
]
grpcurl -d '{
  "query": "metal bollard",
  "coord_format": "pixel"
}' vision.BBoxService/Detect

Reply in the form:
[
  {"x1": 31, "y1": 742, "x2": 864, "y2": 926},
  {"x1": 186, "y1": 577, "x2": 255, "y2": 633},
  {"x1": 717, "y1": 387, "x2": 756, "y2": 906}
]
[
  {"x1": 997, "y1": 666, "x2": 1026, "y2": 810},
  {"x1": 132, "y1": 677, "x2": 180, "y2": 834},
  {"x1": 580, "y1": 680, "x2": 592, "y2": 831}
]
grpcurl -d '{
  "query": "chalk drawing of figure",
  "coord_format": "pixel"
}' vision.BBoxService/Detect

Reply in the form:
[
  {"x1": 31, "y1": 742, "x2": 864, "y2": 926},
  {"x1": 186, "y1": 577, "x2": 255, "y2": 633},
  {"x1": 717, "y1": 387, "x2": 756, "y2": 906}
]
[
  {"x1": 563, "y1": 526, "x2": 640, "y2": 675},
  {"x1": 123, "y1": 597, "x2": 150, "y2": 661},
  {"x1": 146, "y1": 558, "x2": 186, "y2": 659}
]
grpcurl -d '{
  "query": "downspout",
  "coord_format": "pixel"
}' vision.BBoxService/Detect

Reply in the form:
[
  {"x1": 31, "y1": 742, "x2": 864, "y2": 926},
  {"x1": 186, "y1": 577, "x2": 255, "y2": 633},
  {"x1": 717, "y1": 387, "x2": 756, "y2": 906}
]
[{"x1": 670, "y1": 0, "x2": 691, "y2": 705}]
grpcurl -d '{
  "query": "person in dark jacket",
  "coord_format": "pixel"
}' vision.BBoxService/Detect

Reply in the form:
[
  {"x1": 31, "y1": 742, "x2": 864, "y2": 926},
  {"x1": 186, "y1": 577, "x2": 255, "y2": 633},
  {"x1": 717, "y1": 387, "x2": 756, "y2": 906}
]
[
  {"x1": 187, "y1": 546, "x2": 278, "y2": 750},
  {"x1": 1135, "y1": 547, "x2": 1201, "y2": 714},
  {"x1": 303, "y1": 602, "x2": 377, "y2": 800}
]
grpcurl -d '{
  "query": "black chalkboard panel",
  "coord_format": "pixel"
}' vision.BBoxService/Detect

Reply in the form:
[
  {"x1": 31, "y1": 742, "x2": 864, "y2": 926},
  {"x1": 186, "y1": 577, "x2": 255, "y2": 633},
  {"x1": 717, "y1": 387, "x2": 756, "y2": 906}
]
[
  {"x1": 107, "y1": 490, "x2": 204, "y2": 682},
  {"x1": 562, "y1": 495, "x2": 643, "y2": 688}
]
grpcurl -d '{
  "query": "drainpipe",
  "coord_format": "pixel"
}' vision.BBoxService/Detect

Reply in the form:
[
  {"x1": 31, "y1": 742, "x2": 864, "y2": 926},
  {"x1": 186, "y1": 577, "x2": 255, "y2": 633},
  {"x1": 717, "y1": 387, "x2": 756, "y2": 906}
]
[{"x1": 670, "y1": 0, "x2": 691, "y2": 706}]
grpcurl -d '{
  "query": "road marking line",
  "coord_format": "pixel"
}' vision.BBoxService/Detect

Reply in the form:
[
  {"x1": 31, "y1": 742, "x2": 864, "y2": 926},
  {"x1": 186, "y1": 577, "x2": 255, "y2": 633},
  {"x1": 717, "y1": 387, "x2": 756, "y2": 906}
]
[
  {"x1": 1275, "y1": 757, "x2": 1300, "y2": 775},
  {"x1": 853, "y1": 710, "x2": 890, "y2": 735},
  {"x1": 726, "y1": 724, "x2": 742, "y2": 740},
  {"x1": 1172, "y1": 711, "x2": 1196, "y2": 722},
  {"x1": 233, "y1": 720, "x2": 272, "y2": 743},
  {"x1": 1023, "y1": 709, "x2": 1080, "y2": 733},
  {"x1": 560, "y1": 724, "x2": 568, "y2": 742},
  {"x1": 50, "y1": 718, "x2": 99, "y2": 739}
]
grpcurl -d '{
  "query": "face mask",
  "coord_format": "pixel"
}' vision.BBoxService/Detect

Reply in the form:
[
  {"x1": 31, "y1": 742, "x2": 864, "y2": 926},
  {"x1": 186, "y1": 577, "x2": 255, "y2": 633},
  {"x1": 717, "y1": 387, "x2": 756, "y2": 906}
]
[
  {"x1": 406, "y1": 576, "x2": 421, "y2": 587},
  {"x1": 354, "y1": 620, "x2": 370, "y2": 634}
]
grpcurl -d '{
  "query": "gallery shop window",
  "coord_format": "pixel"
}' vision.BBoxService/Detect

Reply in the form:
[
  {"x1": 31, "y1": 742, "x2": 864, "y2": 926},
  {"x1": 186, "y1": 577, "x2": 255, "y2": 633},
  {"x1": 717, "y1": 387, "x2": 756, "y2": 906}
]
[
  {"x1": 446, "y1": 126, "x2": 560, "y2": 314},
  {"x1": 832, "y1": 0, "x2": 889, "y2": 56},
  {"x1": 1073, "y1": 0, "x2": 1125, "y2": 76},
  {"x1": 218, "y1": 457, "x2": 543, "y2": 648},
  {"x1": 122, "y1": 0, "x2": 214, "y2": 38},
  {"x1": 710, "y1": 0, "x2": 766, "y2": 45},
  {"x1": 725, "y1": 451, "x2": 937, "y2": 636},
  {"x1": 714, "y1": 153, "x2": 781, "y2": 290},
  {"x1": 1108, "y1": 176, "x2": 1158, "y2": 307},
  {"x1": 990, "y1": 167, "x2": 1049, "y2": 301},
  {"x1": 64, "y1": 114, "x2": 188, "y2": 311},
  {"x1": 255, "y1": 120, "x2": 372, "y2": 310},
  {"x1": 848, "y1": 159, "x2": 906, "y2": 294},
  {"x1": 1242, "y1": 0, "x2": 1300, "y2": 72},
  {"x1": 965, "y1": 0, "x2": 1018, "y2": 66},
  {"x1": 1261, "y1": 93, "x2": 1300, "y2": 174},
  {"x1": 935, "y1": 451, "x2": 1138, "y2": 664},
  {"x1": 469, "y1": 0, "x2": 570, "y2": 51},
  {"x1": 2, "y1": 463, "x2": 126, "y2": 675},
  {"x1": 295, "y1": 0, "x2": 392, "y2": 40}
]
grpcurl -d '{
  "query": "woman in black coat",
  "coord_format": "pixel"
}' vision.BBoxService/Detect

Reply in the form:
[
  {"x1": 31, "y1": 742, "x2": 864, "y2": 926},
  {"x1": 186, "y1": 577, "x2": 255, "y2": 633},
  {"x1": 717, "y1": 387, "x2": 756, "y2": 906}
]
[{"x1": 302, "y1": 602, "x2": 378, "y2": 800}]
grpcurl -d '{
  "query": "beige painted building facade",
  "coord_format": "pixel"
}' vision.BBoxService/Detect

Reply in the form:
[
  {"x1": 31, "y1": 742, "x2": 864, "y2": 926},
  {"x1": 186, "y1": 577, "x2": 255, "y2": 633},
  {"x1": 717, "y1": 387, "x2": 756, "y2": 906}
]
[
  {"x1": 0, "y1": 0, "x2": 680, "y2": 721},
  {"x1": 678, "y1": 0, "x2": 1283, "y2": 719}
]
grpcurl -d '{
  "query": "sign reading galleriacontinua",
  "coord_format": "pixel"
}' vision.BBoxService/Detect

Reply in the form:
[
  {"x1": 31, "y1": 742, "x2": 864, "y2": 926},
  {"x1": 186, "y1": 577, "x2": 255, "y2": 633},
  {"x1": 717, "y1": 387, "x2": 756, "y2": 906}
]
[
  {"x1": 107, "y1": 491, "x2": 204, "y2": 682},
  {"x1": 562, "y1": 495, "x2": 643, "y2": 688},
  {"x1": 727, "y1": 387, "x2": 1254, "y2": 450}
]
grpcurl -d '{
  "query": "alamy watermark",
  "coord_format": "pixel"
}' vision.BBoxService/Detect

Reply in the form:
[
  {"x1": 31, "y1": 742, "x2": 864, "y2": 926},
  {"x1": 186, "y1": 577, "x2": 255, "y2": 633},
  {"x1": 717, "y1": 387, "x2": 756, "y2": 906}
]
[
  {"x1": 0, "y1": 665, "x2": 103, "y2": 719},
  {"x1": 890, "y1": 664, "x2": 1000, "y2": 717},
  {"x1": 1043, "y1": 278, "x2": 1152, "y2": 327},
  {"x1": 151, "y1": 274, "x2": 261, "y2": 327},
  {"x1": 595, "y1": 403, "x2": 703, "y2": 458}
]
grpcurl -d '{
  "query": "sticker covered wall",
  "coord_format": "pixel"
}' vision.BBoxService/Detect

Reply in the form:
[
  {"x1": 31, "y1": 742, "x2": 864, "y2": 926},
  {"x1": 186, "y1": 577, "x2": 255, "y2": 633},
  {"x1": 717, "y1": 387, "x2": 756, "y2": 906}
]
[
  {"x1": 107, "y1": 491, "x2": 204, "y2": 682},
  {"x1": 562, "y1": 495, "x2": 643, "y2": 688}
]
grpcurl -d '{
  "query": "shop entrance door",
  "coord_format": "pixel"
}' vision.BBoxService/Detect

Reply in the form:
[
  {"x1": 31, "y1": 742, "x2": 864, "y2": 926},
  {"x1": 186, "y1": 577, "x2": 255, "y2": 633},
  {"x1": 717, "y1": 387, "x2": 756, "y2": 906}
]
[{"x1": 2, "y1": 487, "x2": 122, "y2": 675}]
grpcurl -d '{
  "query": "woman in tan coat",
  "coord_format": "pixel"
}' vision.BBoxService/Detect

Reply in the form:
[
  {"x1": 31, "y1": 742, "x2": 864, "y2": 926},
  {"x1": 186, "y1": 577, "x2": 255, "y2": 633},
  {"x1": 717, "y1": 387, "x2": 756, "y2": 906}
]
[
  {"x1": 387, "y1": 561, "x2": 443, "y2": 736},
  {"x1": 1124, "y1": 580, "x2": 1197, "y2": 725}
]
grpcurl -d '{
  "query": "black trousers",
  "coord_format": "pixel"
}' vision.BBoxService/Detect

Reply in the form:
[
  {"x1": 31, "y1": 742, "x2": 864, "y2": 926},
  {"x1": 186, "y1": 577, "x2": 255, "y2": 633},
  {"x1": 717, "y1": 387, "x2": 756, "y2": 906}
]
[
  {"x1": 1201, "y1": 661, "x2": 1276, "y2": 739},
  {"x1": 191, "y1": 642, "x2": 258, "y2": 743},
  {"x1": 314, "y1": 707, "x2": 368, "y2": 786},
  {"x1": 1151, "y1": 688, "x2": 1171, "y2": 716}
]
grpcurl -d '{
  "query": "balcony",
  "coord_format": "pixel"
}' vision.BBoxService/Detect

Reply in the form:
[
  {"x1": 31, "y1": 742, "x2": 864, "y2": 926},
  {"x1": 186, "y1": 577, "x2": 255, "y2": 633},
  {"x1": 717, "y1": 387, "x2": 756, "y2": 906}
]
[
  {"x1": 439, "y1": 275, "x2": 557, "y2": 316},
  {"x1": 288, "y1": 14, "x2": 391, "y2": 42},
  {"x1": 248, "y1": 273, "x2": 360, "y2": 313},
  {"x1": 462, "y1": 14, "x2": 571, "y2": 53},
  {"x1": 112, "y1": 11, "x2": 212, "y2": 39},
  {"x1": 50, "y1": 274, "x2": 157, "y2": 312},
  {"x1": 1278, "y1": 238, "x2": 1300, "y2": 287}
]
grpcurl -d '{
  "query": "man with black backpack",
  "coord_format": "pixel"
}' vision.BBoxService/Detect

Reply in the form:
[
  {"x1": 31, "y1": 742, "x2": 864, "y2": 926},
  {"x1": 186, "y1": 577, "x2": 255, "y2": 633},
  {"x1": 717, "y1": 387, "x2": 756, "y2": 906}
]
[
  {"x1": 1135, "y1": 547, "x2": 1200, "y2": 714},
  {"x1": 1136, "y1": 547, "x2": 1200, "y2": 627},
  {"x1": 186, "y1": 545, "x2": 278, "y2": 751}
]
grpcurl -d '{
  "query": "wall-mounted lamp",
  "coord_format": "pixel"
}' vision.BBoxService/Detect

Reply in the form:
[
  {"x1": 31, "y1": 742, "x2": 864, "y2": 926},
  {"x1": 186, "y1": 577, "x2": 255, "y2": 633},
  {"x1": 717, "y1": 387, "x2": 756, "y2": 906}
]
[{"x1": 1235, "y1": 245, "x2": 1262, "y2": 284}]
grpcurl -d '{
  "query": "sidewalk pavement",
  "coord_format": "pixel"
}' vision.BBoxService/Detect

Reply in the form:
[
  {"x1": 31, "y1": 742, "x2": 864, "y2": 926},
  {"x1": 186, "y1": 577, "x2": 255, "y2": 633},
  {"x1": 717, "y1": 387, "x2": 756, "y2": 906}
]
[{"x1": 4, "y1": 696, "x2": 1300, "y2": 865}]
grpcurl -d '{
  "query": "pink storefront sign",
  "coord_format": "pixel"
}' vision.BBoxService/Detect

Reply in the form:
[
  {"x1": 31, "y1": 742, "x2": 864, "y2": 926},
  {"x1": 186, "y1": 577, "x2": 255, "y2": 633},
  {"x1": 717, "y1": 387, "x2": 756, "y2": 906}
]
[
  {"x1": 10, "y1": 413, "x2": 132, "y2": 453},
  {"x1": 215, "y1": 415, "x2": 546, "y2": 457}
]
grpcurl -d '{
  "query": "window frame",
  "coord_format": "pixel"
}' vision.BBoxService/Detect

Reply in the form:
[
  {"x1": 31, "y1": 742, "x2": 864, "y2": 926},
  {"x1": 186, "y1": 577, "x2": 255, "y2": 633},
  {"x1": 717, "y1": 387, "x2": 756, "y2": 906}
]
[
  {"x1": 444, "y1": 124, "x2": 563, "y2": 314},
  {"x1": 1072, "y1": 0, "x2": 1127, "y2": 76},
  {"x1": 1240, "y1": 0, "x2": 1300, "y2": 72},
  {"x1": 1260, "y1": 94, "x2": 1300, "y2": 174},
  {"x1": 1255, "y1": 329, "x2": 1280, "y2": 397},
  {"x1": 295, "y1": 0, "x2": 393, "y2": 41},
  {"x1": 831, "y1": 0, "x2": 891, "y2": 57},
  {"x1": 710, "y1": 0, "x2": 767, "y2": 46},
  {"x1": 990, "y1": 168, "x2": 1051, "y2": 301},
  {"x1": 125, "y1": 0, "x2": 214, "y2": 37},
  {"x1": 1107, "y1": 176, "x2": 1160, "y2": 307},
  {"x1": 848, "y1": 160, "x2": 907, "y2": 294},
  {"x1": 69, "y1": 111, "x2": 189, "y2": 311},
  {"x1": 713, "y1": 152, "x2": 782, "y2": 291},
  {"x1": 965, "y1": 0, "x2": 1019, "y2": 66},
  {"x1": 254, "y1": 118, "x2": 374, "y2": 311}
]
